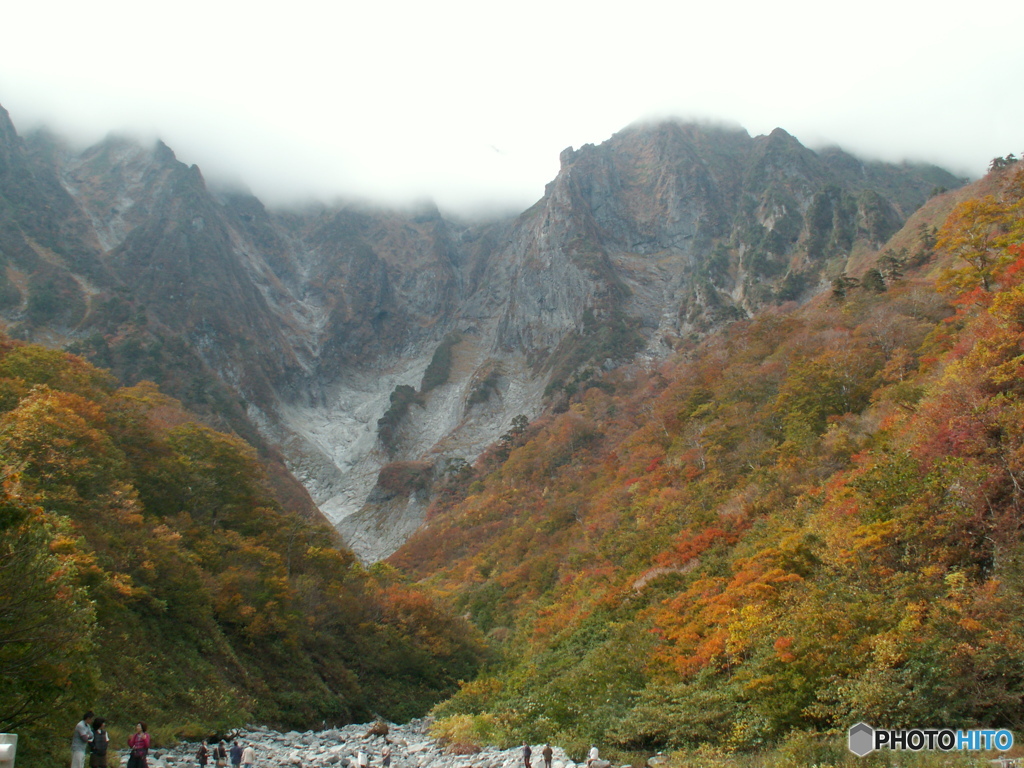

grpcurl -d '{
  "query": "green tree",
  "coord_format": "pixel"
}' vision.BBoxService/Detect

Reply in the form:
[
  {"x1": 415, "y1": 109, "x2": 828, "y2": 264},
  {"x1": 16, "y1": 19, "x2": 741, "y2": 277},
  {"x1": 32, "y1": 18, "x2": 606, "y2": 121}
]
[
  {"x1": 860, "y1": 268, "x2": 885, "y2": 293},
  {"x1": 830, "y1": 274, "x2": 859, "y2": 301},
  {"x1": 0, "y1": 480, "x2": 98, "y2": 733}
]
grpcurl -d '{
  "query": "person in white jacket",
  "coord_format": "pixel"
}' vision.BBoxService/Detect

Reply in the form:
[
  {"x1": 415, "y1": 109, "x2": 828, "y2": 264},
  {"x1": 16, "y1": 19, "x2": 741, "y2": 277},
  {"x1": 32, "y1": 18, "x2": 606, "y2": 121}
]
[
  {"x1": 70, "y1": 711, "x2": 94, "y2": 768},
  {"x1": 241, "y1": 744, "x2": 256, "y2": 768}
]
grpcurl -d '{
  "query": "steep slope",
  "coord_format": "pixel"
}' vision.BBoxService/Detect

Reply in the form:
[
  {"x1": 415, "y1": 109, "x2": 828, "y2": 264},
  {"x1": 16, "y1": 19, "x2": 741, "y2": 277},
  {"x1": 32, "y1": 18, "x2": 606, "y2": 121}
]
[
  {"x1": 13, "y1": 126, "x2": 323, "y2": 519},
  {"x1": 390, "y1": 163, "x2": 1024, "y2": 756},
  {"x1": 0, "y1": 336, "x2": 487, "y2": 767},
  {"x1": 0, "y1": 103, "x2": 964, "y2": 560}
]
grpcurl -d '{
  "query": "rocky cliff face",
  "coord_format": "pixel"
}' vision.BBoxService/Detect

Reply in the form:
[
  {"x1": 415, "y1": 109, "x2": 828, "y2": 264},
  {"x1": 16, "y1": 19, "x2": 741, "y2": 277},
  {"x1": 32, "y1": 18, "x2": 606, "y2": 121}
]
[{"x1": 0, "y1": 104, "x2": 963, "y2": 560}]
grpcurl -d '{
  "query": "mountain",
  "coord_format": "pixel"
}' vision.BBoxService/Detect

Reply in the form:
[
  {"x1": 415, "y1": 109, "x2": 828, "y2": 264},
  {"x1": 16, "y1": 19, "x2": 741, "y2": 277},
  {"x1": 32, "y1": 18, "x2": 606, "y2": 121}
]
[
  {"x1": 390, "y1": 161, "x2": 1024, "y2": 758},
  {"x1": 0, "y1": 104, "x2": 964, "y2": 560}
]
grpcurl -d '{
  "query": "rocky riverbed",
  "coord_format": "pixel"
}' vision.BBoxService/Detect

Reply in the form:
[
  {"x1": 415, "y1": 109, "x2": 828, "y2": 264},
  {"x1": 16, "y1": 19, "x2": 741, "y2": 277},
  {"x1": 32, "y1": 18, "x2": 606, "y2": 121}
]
[{"x1": 117, "y1": 720, "x2": 589, "y2": 768}]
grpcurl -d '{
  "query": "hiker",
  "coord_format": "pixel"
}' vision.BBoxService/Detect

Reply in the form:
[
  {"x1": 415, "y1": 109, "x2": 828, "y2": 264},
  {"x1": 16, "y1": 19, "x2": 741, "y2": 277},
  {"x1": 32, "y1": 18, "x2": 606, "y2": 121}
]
[
  {"x1": 71, "y1": 711, "x2": 95, "y2": 768},
  {"x1": 215, "y1": 740, "x2": 229, "y2": 768},
  {"x1": 587, "y1": 746, "x2": 599, "y2": 768},
  {"x1": 230, "y1": 740, "x2": 243, "y2": 768},
  {"x1": 542, "y1": 744, "x2": 553, "y2": 768},
  {"x1": 90, "y1": 717, "x2": 111, "y2": 768},
  {"x1": 197, "y1": 741, "x2": 210, "y2": 768},
  {"x1": 522, "y1": 742, "x2": 532, "y2": 768},
  {"x1": 241, "y1": 743, "x2": 256, "y2": 768},
  {"x1": 127, "y1": 722, "x2": 151, "y2": 768}
]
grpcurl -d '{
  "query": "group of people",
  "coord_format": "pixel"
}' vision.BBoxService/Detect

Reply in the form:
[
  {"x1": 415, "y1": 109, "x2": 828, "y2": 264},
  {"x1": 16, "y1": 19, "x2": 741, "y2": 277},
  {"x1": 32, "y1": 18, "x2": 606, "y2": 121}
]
[
  {"x1": 521, "y1": 742, "x2": 555, "y2": 768},
  {"x1": 196, "y1": 739, "x2": 256, "y2": 768},
  {"x1": 71, "y1": 712, "x2": 151, "y2": 768},
  {"x1": 74, "y1": 717, "x2": 586, "y2": 768},
  {"x1": 523, "y1": 742, "x2": 603, "y2": 768},
  {"x1": 72, "y1": 712, "x2": 263, "y2": 768}
]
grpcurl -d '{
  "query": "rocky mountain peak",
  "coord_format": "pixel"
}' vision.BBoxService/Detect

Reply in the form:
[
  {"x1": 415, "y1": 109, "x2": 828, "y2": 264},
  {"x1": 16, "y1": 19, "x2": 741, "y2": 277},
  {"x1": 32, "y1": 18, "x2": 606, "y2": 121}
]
[{"x1": 0, "y1": 104, "x2": 965, "y2": 560}]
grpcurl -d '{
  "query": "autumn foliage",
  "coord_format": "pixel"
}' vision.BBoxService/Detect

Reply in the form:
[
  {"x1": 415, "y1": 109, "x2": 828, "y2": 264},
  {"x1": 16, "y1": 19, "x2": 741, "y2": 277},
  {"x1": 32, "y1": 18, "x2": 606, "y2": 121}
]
[
  {"x1": 0, "y1": 345, "x2": 486, "y2": 766},
  {"x1": 396, "y1": 165, "x2": 1024, "y2": 754}
]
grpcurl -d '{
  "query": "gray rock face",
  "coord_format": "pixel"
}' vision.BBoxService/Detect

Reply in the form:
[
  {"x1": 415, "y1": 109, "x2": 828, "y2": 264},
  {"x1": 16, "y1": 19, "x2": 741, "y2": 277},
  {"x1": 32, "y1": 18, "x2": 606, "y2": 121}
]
[{"x1": 0, "y1": 104, "x2": 963, "y2": 561}]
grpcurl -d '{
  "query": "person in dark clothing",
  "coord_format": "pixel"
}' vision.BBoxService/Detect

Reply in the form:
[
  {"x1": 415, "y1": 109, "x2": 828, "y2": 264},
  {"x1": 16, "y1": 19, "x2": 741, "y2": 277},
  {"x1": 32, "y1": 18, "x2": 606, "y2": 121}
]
[
  {"x1": 522, "y1": 743, "x2": 532, "y2": 768},
  {"x1": 90, "y1": 717, "x2": 110, "y2": 768},
  {"x1": 230, "y1": 741, "x2": 243, "y2": 768},
  {"x1": 197, "y1": 741, "x2": 210, "y2": 767}
]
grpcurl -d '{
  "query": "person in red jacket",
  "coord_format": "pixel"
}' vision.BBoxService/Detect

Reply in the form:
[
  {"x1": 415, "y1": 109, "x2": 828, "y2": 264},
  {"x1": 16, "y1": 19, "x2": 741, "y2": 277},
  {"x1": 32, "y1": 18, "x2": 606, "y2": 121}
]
[{"x1": 127, "y1": 722, "x2": 151, "y2": 768}]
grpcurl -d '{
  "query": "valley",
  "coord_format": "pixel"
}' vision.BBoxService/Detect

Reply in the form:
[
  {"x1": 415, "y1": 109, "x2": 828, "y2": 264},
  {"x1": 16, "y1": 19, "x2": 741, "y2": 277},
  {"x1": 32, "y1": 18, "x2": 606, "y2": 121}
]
[{"x1": 0, "y1": 106, "x2": 961, "y2": 561}]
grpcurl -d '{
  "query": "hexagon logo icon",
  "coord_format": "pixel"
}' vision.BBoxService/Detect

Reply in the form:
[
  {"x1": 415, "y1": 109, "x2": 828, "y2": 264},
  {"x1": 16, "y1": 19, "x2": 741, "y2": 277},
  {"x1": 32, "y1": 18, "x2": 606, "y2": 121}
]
[{"x1": 849, "y1": 722, "x2": 875, "y2": 756}]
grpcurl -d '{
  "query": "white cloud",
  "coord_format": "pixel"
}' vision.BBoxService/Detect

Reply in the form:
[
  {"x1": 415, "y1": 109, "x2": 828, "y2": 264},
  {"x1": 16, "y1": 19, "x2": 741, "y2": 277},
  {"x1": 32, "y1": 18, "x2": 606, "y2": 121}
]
[{"x1": 2, "y1": 0, "x2": 1021, "y2": 211}]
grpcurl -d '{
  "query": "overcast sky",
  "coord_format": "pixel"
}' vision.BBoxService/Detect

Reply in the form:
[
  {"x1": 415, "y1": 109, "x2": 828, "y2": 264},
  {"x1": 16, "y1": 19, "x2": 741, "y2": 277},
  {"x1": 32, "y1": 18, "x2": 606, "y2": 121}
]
[{"x1": 2, "y1": 0, "x2": 1022, "y2": 212}]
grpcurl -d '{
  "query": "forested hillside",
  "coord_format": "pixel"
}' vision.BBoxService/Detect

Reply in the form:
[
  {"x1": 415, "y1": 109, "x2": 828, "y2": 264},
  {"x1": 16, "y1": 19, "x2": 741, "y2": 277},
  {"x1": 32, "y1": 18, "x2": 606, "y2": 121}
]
[
  {"x1": 0, "y1": 342, "x2": 486, "y2": 766},
  {"x1": 392, "y1": 161, "x2": 1024, "y2": 759}
]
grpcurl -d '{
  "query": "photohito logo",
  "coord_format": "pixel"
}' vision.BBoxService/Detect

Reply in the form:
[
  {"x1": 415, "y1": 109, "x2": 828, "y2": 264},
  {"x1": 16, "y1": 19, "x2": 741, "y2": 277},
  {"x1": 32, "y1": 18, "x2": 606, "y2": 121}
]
[{"x1": 848, "y1": 723, "x2": 1014, "y2": 756}]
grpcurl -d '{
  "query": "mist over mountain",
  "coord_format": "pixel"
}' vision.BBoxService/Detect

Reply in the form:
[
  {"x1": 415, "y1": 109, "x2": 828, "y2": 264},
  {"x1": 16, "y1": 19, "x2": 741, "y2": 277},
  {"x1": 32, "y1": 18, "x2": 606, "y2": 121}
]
[{"x1": 0, "y1": 102, "x2": 964, "y2": 560}]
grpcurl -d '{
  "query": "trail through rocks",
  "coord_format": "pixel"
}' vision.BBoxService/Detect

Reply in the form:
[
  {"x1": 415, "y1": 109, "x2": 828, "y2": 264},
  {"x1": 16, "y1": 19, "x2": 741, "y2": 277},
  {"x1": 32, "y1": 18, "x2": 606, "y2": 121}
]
[{"x1": 120, "y1": 720, "x2": 590, "y2": 768}]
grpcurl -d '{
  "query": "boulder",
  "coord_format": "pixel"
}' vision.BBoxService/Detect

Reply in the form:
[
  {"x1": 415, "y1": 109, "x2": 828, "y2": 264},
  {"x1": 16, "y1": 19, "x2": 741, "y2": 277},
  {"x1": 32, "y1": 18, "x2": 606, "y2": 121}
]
[{"x1": 367, "y1": 721, "x2": 390, "y2": 737}]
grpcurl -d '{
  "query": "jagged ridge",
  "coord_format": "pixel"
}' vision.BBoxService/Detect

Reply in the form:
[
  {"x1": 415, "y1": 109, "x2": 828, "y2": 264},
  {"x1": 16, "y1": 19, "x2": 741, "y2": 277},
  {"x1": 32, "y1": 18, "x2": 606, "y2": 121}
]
[{"x1": 0, "y1": 103, "x2": 963, "y2": 560}]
